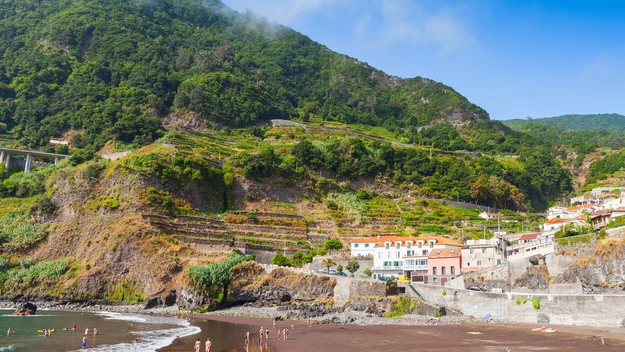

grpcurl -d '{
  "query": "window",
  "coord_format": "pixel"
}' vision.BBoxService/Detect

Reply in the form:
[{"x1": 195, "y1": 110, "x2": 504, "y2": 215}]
[
  {"x1": 396, "y1": 252, "x2": 400, "y2": 258},
  {"x1": 407, "y1": 242, "x2": 412, "y2": 249},
  {"x1": 354, "y1": 244, "x2": 359, "y2": 248},
  {"x1": 365, "y1": 244, "x2": 369, "y2": 248},
  {"x1": 477, "y1": 260, "x2": 482, "y2": 266},
  {"x1": 385, "y1": 243, "x2": 390, "y2": 249},
  {"x1": 396, "y1": 243, "x2": 401, "y2": 249},
  {"x1": 422, "y1": 250, "x2": 428, "y2": 256},
  {"x1": 441, "y1": 266, "x2": 446, "y2": 275},
  {"x1": 451, "y1": 266, "x2": 455, "y2": 275},
  {"x1": 482, "y1": 248, "x2": 486, "y2": 254},
  {"x1": 429, "y1": 240, "x2": 435, "y2": 248},
  {"x1": 433, "y1": 277, "x2": 438, "y2": 282},
  {"x1": 418, "y1": 241, "x2": 423, "y2": 248},
  {"x1": 467, "y1": 262, "x2": 470, "y2": 267},
  {"x1": 432, "y1": 267, "x2": 437, "y2": 275},
  {"x1": 407, "y1": 250, "x2": 414, "y2": 256}
]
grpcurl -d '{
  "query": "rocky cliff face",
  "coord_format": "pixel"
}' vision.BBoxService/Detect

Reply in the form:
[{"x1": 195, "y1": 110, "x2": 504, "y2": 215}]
[
  {"x1": 229, "y1": 263, "x2": 336, "y2": 305},
  {"x1": 555, "y1": 236, "x2": 625, "y2": 293}
]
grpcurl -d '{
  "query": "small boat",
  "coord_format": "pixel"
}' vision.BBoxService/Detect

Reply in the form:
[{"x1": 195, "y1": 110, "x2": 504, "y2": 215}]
[{"x1": 466, "y1": 331, "x2": 484, "y2": 335}]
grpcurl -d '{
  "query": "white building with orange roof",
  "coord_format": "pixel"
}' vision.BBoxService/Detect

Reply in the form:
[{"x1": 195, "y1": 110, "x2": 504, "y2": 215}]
[{"x1": 364, "y1": 235, "x2": 463, "y2": 281}]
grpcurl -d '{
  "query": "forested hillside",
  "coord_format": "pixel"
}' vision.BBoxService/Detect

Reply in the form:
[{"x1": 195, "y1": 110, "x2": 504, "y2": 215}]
[
  {"x1": 0, "y1": 0, "x2": 572, "y2": 211},
  {"x1": 0, "y1": 0, "x2": 486, "y2": 149},
  {"x1": 505, "y1": 114, "x2": 625, "y2": 132}
]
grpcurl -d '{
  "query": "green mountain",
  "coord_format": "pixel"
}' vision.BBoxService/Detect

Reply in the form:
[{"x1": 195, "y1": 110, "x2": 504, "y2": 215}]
[
  {"x1": 504, "y1": 113, "x2": 625, "y2": 132},
  {"x1": 0, "y1": 0, "x2": 488, "y2": 149}
]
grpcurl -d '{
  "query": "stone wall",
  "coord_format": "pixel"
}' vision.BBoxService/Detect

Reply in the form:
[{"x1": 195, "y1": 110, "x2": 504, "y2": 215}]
[
  {"x1": 462, "y1": 264, "x2": 509, "y2": 291},
  {"x1": 407, "y1": 282, "x2": 625, "y2": 327},
  {"x1": 346, "y1": 280, "x2": 386, "y2": 301}
]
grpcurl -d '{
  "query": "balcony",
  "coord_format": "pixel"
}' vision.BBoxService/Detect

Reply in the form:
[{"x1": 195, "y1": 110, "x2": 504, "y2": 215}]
[
  {"x1": 372, "y1": 265, "x2": 403, "y2": 270},
  {"x1": 402, "y1": 264, "x2": 428, "y2": 270}
]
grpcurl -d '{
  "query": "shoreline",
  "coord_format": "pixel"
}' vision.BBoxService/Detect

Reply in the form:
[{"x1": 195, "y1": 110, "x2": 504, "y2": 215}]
[{"x1": 4, "y1": 300, "x2": 625, "y2": 351}]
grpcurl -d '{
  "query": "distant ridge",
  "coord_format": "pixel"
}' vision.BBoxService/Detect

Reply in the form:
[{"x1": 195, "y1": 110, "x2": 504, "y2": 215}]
[{"x1": 504, "y1": 113, "x2": 625, "y2": 132}]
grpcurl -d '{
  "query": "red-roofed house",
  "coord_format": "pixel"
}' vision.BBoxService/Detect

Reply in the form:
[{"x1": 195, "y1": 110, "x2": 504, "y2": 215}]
[
  {"x1": 426, "y1": 248, "x2": 462, "y2": 286},
  {"x1": 354, "y1": 236, "x2": 463, "y2": 281}
]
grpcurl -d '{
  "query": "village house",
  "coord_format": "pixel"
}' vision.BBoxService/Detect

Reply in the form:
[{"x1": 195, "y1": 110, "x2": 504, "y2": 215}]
[
  {"x1": 358, "y1": 236, "x2": 463, "y2": 281},
  {"x1": 426, "y1": 248, "x2": 462, "y2": 286},
  {"x1": 506, "y1": 232, "x2": 555, "y2": 261},
  {"x1": 461, "y1": 238, "x2": 504, "y2": 271},
  {"x1": 478, "y1": 211, "x2": 497, "y2": 220}
]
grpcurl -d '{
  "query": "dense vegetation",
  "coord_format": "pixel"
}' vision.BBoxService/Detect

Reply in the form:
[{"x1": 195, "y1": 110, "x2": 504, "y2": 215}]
[
  {"x1": 0, "y1": 0, "x2": 487, "y2": 151},
  {"x1": 503, "y1": 116, "x2": 625, "y2": 151},
  {"x1": 505, "y1": 114, "x2": 625, "y2": 132},
  {"x1": 587, "y1": 151, "x2": 625, "y2": 184}
]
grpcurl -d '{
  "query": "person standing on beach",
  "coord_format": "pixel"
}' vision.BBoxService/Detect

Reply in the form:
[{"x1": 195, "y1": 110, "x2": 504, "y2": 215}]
[
  {"x1": 93, "y1": 327, "x2": 97, "y2": 336},
  {"x1": 194, "y1": 338, "x2": 201, "y2": 352},
  {"x1": 245, "y1": 331, "x2": 249, "y2": 344},
  {"x1": 259, "y1": 327, "x2": 264, "y2": 340},
  {"x1": 205, "y1": 338, "x2": 211, "y2": 352},
  {"x1": 285, "y1": 327, "x2": 289, "y2": 340},
  {"x1": 272, "y1": 319, "x2": 275, "y2": 328},
  {"x1": 82, "y1": 335, "x2": 88, "y2": 349},
  {"x1": 85, "y1": 328, "x2": 89, "y2": 336},
  {"x1": 277, "y1": 328, "x2": 281, "y2": 340},
  {"x1": 265, "y1": 328, "x2": 269, "y2": 340},
  {"x1": 307, "y1": 317, "x2": 311, "y2": 328}
]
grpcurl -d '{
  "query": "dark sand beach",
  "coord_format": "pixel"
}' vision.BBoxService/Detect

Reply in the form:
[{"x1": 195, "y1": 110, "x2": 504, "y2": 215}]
[{"x1": 161, "y1": 314, "x2": 625, "y2": 352}]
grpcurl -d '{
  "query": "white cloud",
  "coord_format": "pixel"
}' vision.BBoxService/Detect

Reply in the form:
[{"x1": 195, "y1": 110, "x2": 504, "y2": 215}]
[
  {"x1": 375, "y1": 0, "x2": 473, "y2": 53},
  {"x1": 580, "y1": 50, "x2": 625, "y2": 81},
  {"x1": 224, "y1": 0, "x2": 344, "y2": 24}
]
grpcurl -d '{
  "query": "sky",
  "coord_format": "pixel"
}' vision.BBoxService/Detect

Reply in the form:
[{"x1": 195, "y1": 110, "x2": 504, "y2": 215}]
[{"x1": 222, "y1": 0, "x2": 625, "y2": 120}]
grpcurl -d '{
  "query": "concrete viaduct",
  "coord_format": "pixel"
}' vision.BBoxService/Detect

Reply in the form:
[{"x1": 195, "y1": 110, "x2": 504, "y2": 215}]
[{"x1": 0, "y1": 147, "x2": 69, "y2": 172}]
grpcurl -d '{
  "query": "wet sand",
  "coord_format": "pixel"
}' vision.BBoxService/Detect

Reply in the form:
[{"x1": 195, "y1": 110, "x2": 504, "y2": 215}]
[{"x1": 171, "y1": 314, "x2": 625, "y2": 352}]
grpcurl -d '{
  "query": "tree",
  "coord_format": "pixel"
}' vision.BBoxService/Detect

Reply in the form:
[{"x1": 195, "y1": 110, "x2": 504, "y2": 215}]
[
  {"x1": 336, "y1": 264, "x2": 343, "y2": 273},
  {"x1": 291, "y1": 251, "x2": 304, "y2": 267},
  {"x1": 323, "y1": 239, "x2": 343, "y2": 252},
  {"x1": 346, "y1": 259, "x2": 360, "y2": 276},
  {"x1": 363, "y1": 268, "x2": 372, "y2": 277},
  {"x1": 321, "y1": 258, "x2": 336, "y2": 274},
  {"x1": 272, "y1": 253, "x2": 292, "y2": 267}
]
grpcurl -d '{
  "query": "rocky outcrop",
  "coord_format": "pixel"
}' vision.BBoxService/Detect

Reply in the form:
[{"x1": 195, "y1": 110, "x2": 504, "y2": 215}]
[
  {"x1": 229, "y1": 264, "x2": 336, "y2": 305},
  {"x1": 144, "y1": 289, "x2": 177, "y2": 309},
  {"x1": 13, "y1": 302, "x2": 37, "y2": 315}
]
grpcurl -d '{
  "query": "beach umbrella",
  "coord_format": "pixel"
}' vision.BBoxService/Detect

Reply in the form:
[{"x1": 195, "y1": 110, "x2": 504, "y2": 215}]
[{"x1": 483, "y1": 314, "x2": 492, "y2": 321}]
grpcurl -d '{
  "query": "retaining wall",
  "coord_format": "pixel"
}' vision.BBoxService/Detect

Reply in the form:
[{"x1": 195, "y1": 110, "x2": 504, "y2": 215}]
[{"x1": 407, "y1": 282, "x2": 625, "y2": 327}]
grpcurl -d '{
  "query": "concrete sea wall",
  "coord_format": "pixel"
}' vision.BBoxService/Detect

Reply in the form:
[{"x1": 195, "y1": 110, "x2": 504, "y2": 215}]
[{"x1": 405, "y1": 282, "x2": 625, "y2": 327}]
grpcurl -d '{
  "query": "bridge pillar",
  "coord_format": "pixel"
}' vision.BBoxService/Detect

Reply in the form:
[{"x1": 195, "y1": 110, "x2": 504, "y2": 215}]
[
  {"x1": 54, "y1": 157, "x2": 58, "y2": 164},
  {"x1": 24, "y1": 153, "x2": 32, "y2": 172},
  {"x1": 0, "y1": 151, "x2": 4, "y2": 165},
  {"x1": 4, "y1": 153, "x2": 10, "y2": 169}
]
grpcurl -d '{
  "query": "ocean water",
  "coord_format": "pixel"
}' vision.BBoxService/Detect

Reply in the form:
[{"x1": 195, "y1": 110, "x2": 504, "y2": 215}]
[{"x1": 0, "y1": 309, "x2": 201, "y2": 352}]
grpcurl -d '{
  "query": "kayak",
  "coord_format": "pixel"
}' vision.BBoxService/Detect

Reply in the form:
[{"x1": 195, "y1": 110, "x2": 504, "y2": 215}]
[
  {"x1": 542, "y1": 328, "x2": 557, "y2": 333},
  {"x1": 37, "y1": 329, "x2": 55, "y2": 333}
]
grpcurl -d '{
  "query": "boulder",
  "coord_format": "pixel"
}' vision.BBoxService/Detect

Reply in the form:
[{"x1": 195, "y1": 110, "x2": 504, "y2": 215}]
[{"x1": 13, "y1": 302, "x2": 37, "y2": 316}]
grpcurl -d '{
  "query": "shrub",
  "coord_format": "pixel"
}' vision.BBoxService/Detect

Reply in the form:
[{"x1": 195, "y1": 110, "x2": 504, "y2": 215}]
[
  {"x1": 187, "y1": 252, "x2": 246, "y2": 304},
  {"x1": 433, "y1": 312, "x2": 441, "y2": 318},
  {"x1": 531, "y1": 298, "x2": 540, "y2": 309},
  {"x1": 442, "y1": 290, "x2": 447, "y2": 296},
  {"x1": 323, "y1": 239, "x2": 343, "y2": 251},
  {"x1": 385, "y1": 311, "x2": 404, "y2": 318},
  {"x1": 272, "y1": 253, "x2": 292, "y2": 267},
  {"x1": 363, "y1": 268, "x2": 372, "y2": 277},
  {"x1": 346, "y1": 259, "x2": 360, "y2": 275}
]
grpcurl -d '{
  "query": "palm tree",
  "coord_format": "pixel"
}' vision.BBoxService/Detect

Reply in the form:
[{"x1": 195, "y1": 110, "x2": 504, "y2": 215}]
[{"x1": 322, "y1": 258, "x2": 336, "y2": 274}]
